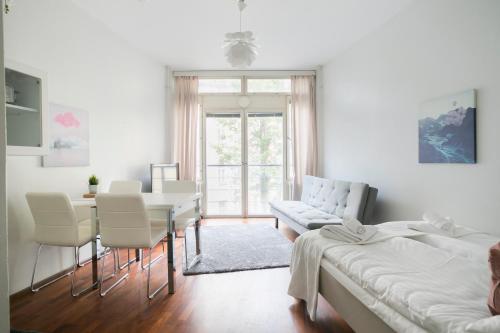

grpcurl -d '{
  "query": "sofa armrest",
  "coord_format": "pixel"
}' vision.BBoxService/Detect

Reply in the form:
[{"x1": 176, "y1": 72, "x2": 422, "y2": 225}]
[
  {"x1": 343, "y1": 182, "x2": 369, "y2": 221},
  {"x1": 362, "y1": 187, "x2": 378, "y2": 224}
]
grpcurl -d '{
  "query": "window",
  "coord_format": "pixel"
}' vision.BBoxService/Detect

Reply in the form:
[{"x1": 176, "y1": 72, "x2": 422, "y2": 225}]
[
  {"x1": 198, "y1": 78, "x2": 242, "y2": 93},
  {"x1": 247, "y1": 78, "x2": 291, "y2": 93}
]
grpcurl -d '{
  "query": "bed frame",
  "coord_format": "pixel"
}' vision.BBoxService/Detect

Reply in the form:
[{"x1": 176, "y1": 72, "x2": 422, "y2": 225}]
[{"x1": 319, "y1": 266, "x2": 396, "y2": 333}]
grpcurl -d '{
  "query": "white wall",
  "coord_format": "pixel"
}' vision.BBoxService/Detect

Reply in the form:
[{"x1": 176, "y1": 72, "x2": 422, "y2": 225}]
[
  {"x1": 5, "y1": 0, "x2": 169, "y2": 293},
  {"x1": 321, "y1": 0, "x2": 500, "y2": 234},
  {"x1": 0, "y1": 4, "x2": 11, "y2": 331}
]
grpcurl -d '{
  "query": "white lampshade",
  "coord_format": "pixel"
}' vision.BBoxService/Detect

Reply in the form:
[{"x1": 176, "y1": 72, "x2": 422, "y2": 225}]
[{"x1": 224, "y1": 31, "x2": 258, "y2": 68}]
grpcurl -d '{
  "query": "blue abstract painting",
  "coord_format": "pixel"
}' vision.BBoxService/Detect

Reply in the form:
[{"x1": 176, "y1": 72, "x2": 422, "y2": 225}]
[{"x1": 419, "y1": 90, "x2": 476, "y2": 163}]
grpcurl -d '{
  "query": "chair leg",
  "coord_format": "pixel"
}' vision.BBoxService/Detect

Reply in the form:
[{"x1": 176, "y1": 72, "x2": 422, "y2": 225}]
[
  {"x1": 97, "y1": 248, "x2": 117, "y2": 279},
  {"x1": 275, "y1": 218, "x2": 279, "y2": 229},
  {"x1": 75, "y1": 244, "x2": 97, "y2": 268},
  {"x1": 141, "y1": 243, "x2": 165, "y2": 270},
  {"x1": 184, "y1": 223, "x2": 201, "y2": 271},
  {"x1": 184, "y1": 235, "x2": 189, "y2": 269},
  {"x1": 147, "y1": 246, "x2": 168, "y2": 299},
  {"x1": 101, "y1": 248, "x2": 119, "y2": 274},
  {"x1": 31, "y1": 244, "x2": 73, "y2": 293},
  {"x1": 77, "y1": 247, "x2": 85, "y2": 267},
  {"x1": 116, "y1": 248, "x2": 135, "y2": 270},
  {"x1": 71, "y1": 246, "x2": 98, "y2": 297},
  {"x1": 195, "y1": 220, "x2": 201, "y2": 255},
  {"x1": 115, "y1": 249, "x2": 120, "y2": 269},
  {"x1": 78, "y1": 235, "x2": 101, "y2": 267},
  {"x1": 100, "y1": 248, "x2": 130, "y2": 297},
  {"x1": 78, "y1": 244, "x2": 115, "y2": 268}
]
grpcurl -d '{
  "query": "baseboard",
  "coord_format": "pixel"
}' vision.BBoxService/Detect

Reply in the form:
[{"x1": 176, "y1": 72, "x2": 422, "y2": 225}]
[{"x1": 9, "y1": 265, "x2": 74, "y2": 300}]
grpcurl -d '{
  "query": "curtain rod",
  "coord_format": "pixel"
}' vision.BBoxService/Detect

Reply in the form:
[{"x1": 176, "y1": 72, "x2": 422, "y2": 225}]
[{"x1": 172, "y1": 70, "x2": 316, "y2": 77}]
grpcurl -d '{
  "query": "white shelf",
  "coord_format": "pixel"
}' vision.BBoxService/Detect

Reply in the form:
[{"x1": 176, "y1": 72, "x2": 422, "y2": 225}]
[
  {"x1": 5, "y1": 59, "x2": 48, "y2": 156},
  {"x1": 6, "y1": 103, "x2": 38, "y2": 113}
]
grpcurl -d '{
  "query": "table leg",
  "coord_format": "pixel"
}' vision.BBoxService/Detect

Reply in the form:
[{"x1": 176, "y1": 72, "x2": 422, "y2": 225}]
[
  {"x1": 172, "y1": 220, "x2": 176, "y2": 270},
  {"x1": 135, "y1": 249, "x2": 141, "y2": 262},
  {"x1": 195, "y1": 219, "x2": 201, "y2": 255},
  {"x1": 195, "y1": 198, "x2": 201, "y2": 255},
  {"x1": 91, "y1": 206, "x2": 98, "y2": 289},
  {"x1": 167, "y1": 209, "x2": 175, "y2": 294}
]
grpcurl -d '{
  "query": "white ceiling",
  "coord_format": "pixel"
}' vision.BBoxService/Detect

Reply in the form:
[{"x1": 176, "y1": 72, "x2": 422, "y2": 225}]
[{"x1": 72, "y1": 0, "x2": 413, "y2": 70}]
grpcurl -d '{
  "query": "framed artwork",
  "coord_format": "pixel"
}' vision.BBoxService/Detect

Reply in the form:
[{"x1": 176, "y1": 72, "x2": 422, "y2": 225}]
[
  {"x1": 419, "y1": 89, "x2": 476, "y2": 164},
  {"x1": 43, "y1": 103, "x2": 89, "y2": 167}
]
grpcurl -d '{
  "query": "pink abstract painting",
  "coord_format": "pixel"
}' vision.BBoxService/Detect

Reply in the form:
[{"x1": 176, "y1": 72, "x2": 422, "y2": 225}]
[{"x1": 43, "y1": 103, "x2": 89, "y2": 167}]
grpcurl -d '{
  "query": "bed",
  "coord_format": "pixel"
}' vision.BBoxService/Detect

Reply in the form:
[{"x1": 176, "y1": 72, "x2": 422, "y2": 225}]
[{"x1": 289, "y1": 221, "x2": 500, "y2": 333}]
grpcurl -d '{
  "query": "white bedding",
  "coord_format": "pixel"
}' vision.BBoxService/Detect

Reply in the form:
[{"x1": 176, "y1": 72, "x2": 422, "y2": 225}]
[
  {"x1": 288, "y1": 227, "x2": 423, "y2": 321},
  {"x1": 289, "y1": 225, "x2": 500, "y2": 333},
  {"x1": 379, "y1": 221, "x2": 499, "y2": 263},
  {"x1": 320, "y1": 258, "x2": 428, "y2": 333}
]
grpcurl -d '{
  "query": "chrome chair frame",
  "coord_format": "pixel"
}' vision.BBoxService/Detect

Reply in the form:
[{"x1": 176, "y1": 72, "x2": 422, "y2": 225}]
[
  {"x1": 146, "y1": 245, "x2": 169, "y2": 299},
  {"x1": 31, "y1": 243, "x2": 101, "y2": 296},
  {"x1": 31, "y1": 244, "x2": 72, "y2": 293},
  {"x1": 100, "y1": 248, "x2": 130, "y2": 297},
  {"x1": 99, "y1": 245, "x2": 169, "y2": 299},
  {"x1": 116, "y1": 248, "x2": 138, "y2": 270},
  {"x1": 140, "y1": 241, "x2": 165, "y2": 270},
  {"x1": 176, "y1": 219, "x2": 201, "y2": 270},
  {"x1": 76, "y1": 243, "x2": 116, "y2": 268}
]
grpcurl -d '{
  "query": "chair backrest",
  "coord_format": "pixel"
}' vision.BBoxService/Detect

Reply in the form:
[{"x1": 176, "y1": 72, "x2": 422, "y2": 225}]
[
  {"x1": 300, "y1": 175, "x2": 373, "y2": 222},
  {"x1": 95, "y1": 193, "x2": 152, "y2": 248},
  {"x1": 26, "y1": 192, "x2": 79, "y2": 246},
  {"x1": 162, "y1": 180, "x2": 196, "y2": 193},
  {"x1": 162, "y1": 181, "x2": 196, "y2": 219},
  {"x1": 109, "y1": 180, "x2": 142, "y2": 194},
  {"x1": 151, "y1": 163, "x2": 179, "y2": 193}
]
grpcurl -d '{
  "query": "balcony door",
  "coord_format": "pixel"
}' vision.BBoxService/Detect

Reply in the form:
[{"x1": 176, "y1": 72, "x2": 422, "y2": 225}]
[{"x1": 202, "y1": 95, "x2": 287, "y2": 217}]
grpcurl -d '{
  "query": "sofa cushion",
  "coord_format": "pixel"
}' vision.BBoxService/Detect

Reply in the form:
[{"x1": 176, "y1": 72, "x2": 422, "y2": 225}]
[
  {"x1": 300, "y1": 175, "x2": 369, "y2": 220},
  {"x1": 270, "y1": 200, "x2": 342, "y2": 229}
]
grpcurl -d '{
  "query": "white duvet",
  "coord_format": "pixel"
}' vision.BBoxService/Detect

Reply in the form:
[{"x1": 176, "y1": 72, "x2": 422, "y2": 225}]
[
  {"x1": 380, "y1": 221, "x2": 499, "y2": 263},
  {"x1": 289, "y1": 223, "x2": 500, "y2": 333}
]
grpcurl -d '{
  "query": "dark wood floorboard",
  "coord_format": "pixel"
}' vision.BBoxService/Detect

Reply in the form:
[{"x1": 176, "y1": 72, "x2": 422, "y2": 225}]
[{"x1": 10, "y1": 218, "x2": 353, "y2": 333}]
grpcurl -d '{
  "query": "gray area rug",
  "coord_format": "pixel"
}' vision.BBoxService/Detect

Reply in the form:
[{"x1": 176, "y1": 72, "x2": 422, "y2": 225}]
[{"x1": 183, "y1": 224, "x2": 293, "y2": 275}]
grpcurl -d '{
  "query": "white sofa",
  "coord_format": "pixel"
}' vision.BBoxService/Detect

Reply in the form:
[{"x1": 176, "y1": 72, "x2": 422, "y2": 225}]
[{"x1": 270, "y1": 175, "x2": 378, "y2": 234}]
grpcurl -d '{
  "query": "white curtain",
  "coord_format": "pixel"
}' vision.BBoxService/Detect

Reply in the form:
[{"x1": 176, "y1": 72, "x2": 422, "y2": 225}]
[
  {"x1": 173, "y1": 76, "x2": 199, "y2": 181},
  {"x1": 291, "y1": 75, "x2": 318, "y2": 200}
]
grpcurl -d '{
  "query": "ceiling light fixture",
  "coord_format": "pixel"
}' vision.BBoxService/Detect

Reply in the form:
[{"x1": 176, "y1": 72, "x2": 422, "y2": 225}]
[{"x1": 223, "y1": 0, "x2": 258, "y2": 68}]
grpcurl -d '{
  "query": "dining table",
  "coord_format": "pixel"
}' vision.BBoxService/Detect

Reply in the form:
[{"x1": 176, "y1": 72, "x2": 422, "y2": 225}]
[{"x1": 71, "y1": 192, "x2": 202, "y2": 294}]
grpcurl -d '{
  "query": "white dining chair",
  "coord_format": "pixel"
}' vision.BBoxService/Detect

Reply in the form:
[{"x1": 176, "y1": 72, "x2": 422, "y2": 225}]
[
  {"x1": 26, "y1": 192, "x2": 99, "y2": 296},
  {"x1": 95, "y1": 193, "x2": 169, "y2": 299},
  {"x1": 109, "y1": 180, "x2": 142, "y2": 194},
  {"x1": 108, "y1": 180, "x2": 155, "y2": 269},
  {"x1": 162, "y1": 180, "x2": 201, "y2": 269}
]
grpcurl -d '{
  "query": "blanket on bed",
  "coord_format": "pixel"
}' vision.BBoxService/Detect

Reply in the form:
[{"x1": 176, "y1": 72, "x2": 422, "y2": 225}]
[
  {"x1": 288, "y1": 224, "x2": 500, "y2": 332},
  {"x1": 288, "y1": 227, "x2": 423, "y2": 320}
]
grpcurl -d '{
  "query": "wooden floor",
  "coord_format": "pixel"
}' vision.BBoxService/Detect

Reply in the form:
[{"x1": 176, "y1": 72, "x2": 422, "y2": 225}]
[{"x1": 10, "y1": 218, "x2": 353, "y2": 333}]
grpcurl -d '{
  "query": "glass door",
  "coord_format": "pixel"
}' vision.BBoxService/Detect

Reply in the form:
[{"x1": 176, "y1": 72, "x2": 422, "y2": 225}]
[
  {"x1": 246, "y1": 112, "x2": 284, "y2": 215},
  {"x1": 205, "y1": 112, "x2": 243, "y2": 216},
  {"x1": 202, "y1": 96, "x2": 287, "y2": 217}
]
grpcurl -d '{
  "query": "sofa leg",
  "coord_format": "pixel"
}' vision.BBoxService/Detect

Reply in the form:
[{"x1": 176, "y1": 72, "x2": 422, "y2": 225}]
[{"x1": 275, "y1": 218, "x2": 279, "y2": 229}]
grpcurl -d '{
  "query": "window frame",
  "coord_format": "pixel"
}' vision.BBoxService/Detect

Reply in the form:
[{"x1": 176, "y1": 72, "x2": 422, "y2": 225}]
[
  {"x1": 197, "y1": 76, "x2": 292, "y2": 96},
  {"x1": 196, "y1": 75, "x2": 295, "y2": 216},
  {"x1": 245, "y1": 77, "x2": 292, "y2": 95},
  {"x1": 197, "y1": 77, "x2": 243, "y2": 95}
]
